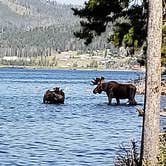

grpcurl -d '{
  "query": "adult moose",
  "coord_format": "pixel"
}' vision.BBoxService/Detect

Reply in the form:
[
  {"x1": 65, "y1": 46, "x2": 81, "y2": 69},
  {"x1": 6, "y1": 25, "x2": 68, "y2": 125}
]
[
  {"x1": 43, "y1": 87, "x2": 65, "y2": 104},
  {"x1": 92, "y1": 77, "x2": 137, "y2": 105}
]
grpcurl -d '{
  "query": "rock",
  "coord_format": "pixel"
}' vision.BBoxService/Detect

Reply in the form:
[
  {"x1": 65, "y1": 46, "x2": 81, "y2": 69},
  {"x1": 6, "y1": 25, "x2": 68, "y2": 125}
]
[
  {"x1": 134, "y1": 80, "x2": 166, "y2": 95},
  {"x1": 160, "y1": 111, "x2": 166, "y2": 117}
]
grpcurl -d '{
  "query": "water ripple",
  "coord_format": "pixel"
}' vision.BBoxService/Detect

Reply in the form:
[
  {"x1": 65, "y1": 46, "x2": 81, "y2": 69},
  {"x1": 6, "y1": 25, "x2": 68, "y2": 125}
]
[{"x1": 0, "y1": 69, "x2": 164, "y2": 165}]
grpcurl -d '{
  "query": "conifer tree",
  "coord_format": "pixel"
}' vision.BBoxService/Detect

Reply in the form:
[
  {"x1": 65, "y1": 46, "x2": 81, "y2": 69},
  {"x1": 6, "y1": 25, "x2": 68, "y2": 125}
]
[{"x1": 73, "y1": 1, "x2": 163, "y2": 165}]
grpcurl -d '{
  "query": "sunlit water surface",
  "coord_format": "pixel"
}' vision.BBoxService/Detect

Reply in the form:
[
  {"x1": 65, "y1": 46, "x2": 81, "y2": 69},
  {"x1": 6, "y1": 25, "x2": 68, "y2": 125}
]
[{"x1": 0, "y1": 68, "x2": 165, "y2": 165}]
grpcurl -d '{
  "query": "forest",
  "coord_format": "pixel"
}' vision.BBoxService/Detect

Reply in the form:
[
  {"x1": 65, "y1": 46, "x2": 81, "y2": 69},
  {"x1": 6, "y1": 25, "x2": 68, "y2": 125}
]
[{"x1": 0, "y1": 0, "x2": 114, "y2": 67}]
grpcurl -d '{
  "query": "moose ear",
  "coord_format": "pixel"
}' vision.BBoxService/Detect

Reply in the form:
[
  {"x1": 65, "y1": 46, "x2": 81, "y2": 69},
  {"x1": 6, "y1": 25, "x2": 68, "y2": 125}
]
[{"x1": 100, "y1": 77, "x2": 105, "y2": 83}]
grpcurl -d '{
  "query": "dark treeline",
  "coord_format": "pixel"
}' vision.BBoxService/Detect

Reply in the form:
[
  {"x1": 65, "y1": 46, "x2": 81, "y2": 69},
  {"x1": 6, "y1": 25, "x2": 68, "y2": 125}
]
[{"x1": 0, "y1": 24, "x2": 111, "y2": 54}]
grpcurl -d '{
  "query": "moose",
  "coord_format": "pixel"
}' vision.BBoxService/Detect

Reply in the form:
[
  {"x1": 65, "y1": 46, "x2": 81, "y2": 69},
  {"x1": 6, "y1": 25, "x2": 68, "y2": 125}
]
[
  {"x1": 43, "y1": 87, "x2": 65, "y2": 104},
  {"x1": 92, "y1": 77, "x2": 137, "y2": 105}
]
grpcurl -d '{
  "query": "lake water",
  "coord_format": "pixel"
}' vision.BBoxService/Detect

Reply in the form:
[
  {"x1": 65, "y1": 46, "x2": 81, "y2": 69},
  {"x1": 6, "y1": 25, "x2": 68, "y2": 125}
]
[{"x1": 0, "y1": 68, "x2": 165, "y2": 165}]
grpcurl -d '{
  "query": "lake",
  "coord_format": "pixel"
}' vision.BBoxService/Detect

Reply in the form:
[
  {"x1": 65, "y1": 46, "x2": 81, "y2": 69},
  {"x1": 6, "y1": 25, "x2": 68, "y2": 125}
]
[{"x1": 0, "y1": 68, "x2": 165, "y2": 165}]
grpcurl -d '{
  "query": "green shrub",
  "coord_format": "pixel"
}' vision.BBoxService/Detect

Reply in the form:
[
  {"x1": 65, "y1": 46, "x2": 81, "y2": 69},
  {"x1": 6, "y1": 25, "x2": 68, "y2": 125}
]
[
  {"x1": 158, "y1": 133, "x2": 166, "y2": 165},
  {"x1": 114, "y1": 140, "x2": 140, "y2": 166}
]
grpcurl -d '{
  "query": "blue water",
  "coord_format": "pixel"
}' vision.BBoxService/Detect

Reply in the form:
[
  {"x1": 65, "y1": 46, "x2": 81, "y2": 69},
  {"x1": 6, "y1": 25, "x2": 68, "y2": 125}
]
[{"x1": 0, "y1": 68, "x2": 164, "y2": 165}]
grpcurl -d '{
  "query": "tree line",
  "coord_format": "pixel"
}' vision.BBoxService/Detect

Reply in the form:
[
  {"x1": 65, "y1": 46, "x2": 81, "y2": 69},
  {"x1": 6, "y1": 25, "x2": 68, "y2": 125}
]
[{"x1": 0, "y1": 0, "x2": 115, "y2": 63}]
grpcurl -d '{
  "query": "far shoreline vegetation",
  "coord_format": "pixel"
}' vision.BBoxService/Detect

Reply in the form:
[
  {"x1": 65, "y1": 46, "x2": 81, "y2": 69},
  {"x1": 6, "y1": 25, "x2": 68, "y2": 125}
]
[
  {"x1": 0, "y1": 62, "x2": 145, "y2": 72},
  {"x1": 0, "y1": 49, "x2": 146, "y2": 71},
  {"x1": 0, "y1": 65, "x2": 145, "y2": 72}
]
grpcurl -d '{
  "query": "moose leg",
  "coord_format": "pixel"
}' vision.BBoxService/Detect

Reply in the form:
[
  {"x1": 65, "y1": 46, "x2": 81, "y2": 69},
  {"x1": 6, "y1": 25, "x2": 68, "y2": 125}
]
[
  {"x1": 116, "y1": 98, "x2": 120, "y2": 105},
  {"x1": 129, "y1": 99, "x2": 137, "y2": 105},
  {"x1": 128, "y1": 87, "x2": 137, "y2": 105},
  {"x1": 108, "y1": 94, "x2": 112, "y2": 105}
]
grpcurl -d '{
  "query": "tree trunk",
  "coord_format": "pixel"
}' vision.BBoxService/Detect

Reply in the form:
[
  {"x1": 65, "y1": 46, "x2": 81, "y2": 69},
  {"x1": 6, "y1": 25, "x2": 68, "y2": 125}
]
[{"x1": 142, "y1": 0, "x2": 162, "y2": 165}]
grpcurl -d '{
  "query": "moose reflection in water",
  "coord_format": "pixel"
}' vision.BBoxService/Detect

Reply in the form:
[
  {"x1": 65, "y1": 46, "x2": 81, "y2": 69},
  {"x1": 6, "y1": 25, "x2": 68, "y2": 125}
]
[
  {"x1": 92, "y1": 77, "x2": 137, "y2": 105},
  {"x1": 43, "y1": 87, "x2": 65, "y2": 104}
]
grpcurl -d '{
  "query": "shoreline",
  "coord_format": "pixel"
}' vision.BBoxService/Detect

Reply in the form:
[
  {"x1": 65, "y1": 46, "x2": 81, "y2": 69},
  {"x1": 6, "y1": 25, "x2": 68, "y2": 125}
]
[{"x1": 0, "y1": 65, "x2": 145, "y2": 72}]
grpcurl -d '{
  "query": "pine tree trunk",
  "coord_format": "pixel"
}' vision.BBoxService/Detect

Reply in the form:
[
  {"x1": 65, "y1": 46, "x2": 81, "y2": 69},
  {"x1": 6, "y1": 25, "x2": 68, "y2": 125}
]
[{"x1": 142, "y1": 0, "x2": 162, "y2": 165}]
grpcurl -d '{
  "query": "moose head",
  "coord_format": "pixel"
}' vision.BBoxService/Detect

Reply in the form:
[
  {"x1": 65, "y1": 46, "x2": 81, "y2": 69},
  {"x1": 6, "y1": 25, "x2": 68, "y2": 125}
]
[{"x1": 92, "y1": 77, "x2": 106, "y2": 94}]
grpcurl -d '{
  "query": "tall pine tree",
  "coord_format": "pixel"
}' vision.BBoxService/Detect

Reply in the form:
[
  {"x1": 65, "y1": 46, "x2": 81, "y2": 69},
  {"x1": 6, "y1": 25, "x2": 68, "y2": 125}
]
[{"x1": 73, "y1": 0, "x2": 163, "y2": 165}]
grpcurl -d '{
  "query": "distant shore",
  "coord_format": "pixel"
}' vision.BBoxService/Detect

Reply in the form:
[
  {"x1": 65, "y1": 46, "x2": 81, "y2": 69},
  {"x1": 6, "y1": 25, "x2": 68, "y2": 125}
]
[{"x1": 0, "y1": 65, "x2": 145, "y2": 72}]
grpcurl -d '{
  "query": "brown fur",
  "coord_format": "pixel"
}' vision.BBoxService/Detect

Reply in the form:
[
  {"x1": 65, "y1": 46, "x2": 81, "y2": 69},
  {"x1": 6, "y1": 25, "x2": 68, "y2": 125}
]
[
  {"x1": 93, "y1": 78, "x2": 137, "y2": 105},
  {"x1": 43, "y1": 88, "x2": 65, "y2": 104}
]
